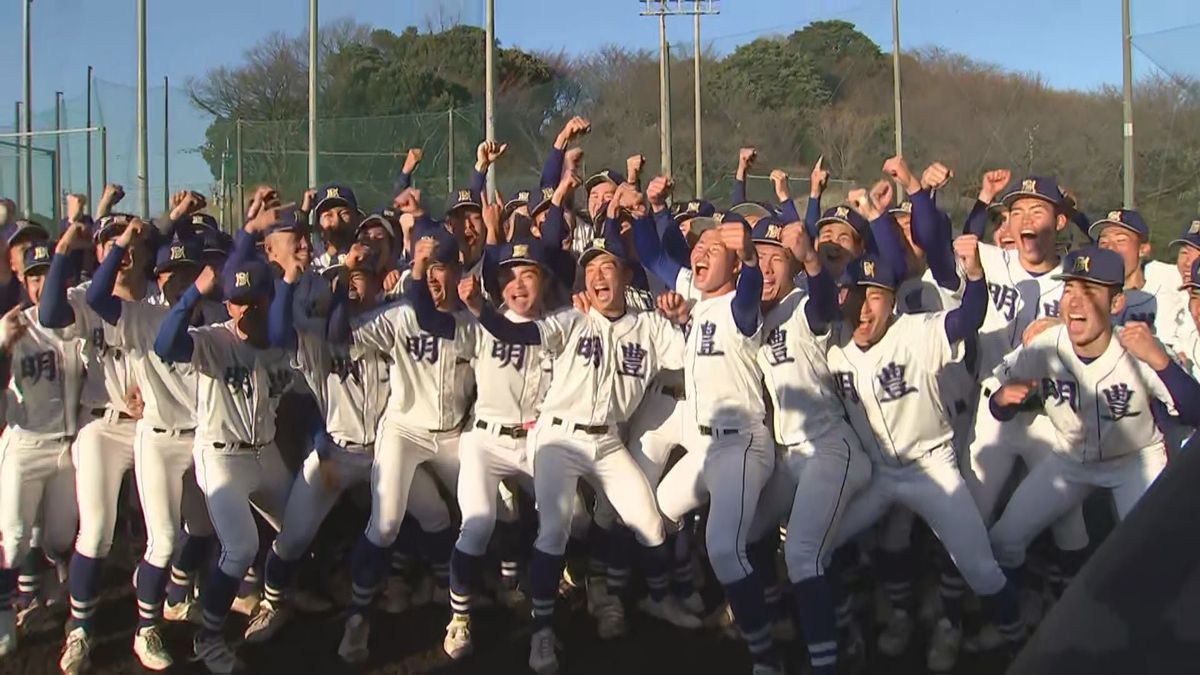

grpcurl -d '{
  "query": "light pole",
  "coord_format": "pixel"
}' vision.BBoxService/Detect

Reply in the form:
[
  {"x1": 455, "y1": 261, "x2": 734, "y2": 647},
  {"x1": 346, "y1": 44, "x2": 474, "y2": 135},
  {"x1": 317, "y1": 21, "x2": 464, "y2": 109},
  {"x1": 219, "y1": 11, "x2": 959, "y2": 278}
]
[
  {"x1": 1121, "y1": 0, "x2": 1135, "y2": 207},
  {"x1": 309, "y1": 0, "x2": 319, "y2": 188},
  {"x1": 691, "y1": 1, "x2": 718, "y2": 197},
  {"x1": 485, "y1": 0, "x2": 497, "y2": 194},
  {"x1": 22, "y1": 0, "x2": 33, "y2": 216},
  {"x1": 136, "y1": 0, "x2": 149, "y2": 217}
]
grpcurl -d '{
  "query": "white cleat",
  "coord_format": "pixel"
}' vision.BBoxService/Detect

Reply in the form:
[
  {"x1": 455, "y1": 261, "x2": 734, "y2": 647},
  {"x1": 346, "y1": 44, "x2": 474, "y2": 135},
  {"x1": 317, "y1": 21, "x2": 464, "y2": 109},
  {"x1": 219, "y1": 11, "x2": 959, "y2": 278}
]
[
  {"x1": 877, "y1": 609, "x2": 915, "y2": 657},
  {"x1": 962, "y1": 622, "x2": 1005, "y2": 653},
  {"x1": 679, "y1": 591, "x2": 705, "y2": 615},
  {"x1": 0, "y1": 609, "x2": 17, "y2": 657},
  {"x1": 528, "y1": 627, "x2": 558, "y2": 675},
  {"x1": 133, "y1": 626, "x2": 173, "y2": 671},
  {"x1": 338, "y1": 614, "x2": 370, "y2": 665},
  {"x1": 230, "y1": 588, "x2": 260, "y2": 617},
  {"x1": 163, "y1": 597, "x2": 202, "y2": 625},
  {"x1": 927, "y1": 617, "x2": 962, "y2": 673},
  {"x1": 380, "y1": 576, "x2": 411, "y2": 614},
  {"x1": 442, "y1": 616, "x2": 473, "y2": 660},
  {"x1": 59, "y1": 627, "x2": 92, "y2": 675},
  {"x1": 595, "y1": 600, "x2": 627, "y2": 639},
  {"x1": 638, "y1": 595, "x2": 703, "y2": 630},
  {"x1": 193, "y1": 631, "x2": 240, "y2": 674},
  {"x1": 243, "y1": 599, "x2": 290, "y2": 644}
]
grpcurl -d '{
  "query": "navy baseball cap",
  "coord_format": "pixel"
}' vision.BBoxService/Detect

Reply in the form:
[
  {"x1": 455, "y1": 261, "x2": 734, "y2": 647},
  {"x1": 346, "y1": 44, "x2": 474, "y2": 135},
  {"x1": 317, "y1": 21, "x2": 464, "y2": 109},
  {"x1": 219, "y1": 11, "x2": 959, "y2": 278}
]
[
  {"x1": 1169, "y1": 219, "x2": 1200, "y2": 251},
  {"x1": 686, "y1": 215, "x2": 719, "y2": 239},
  {"x1": 498, "y1": 238, "x2": 547, "y2": 268},
  {"x1": 729, "y1": 202, "x2": 776, "y2": 221},
  {"x1": 529, "y1": 187, "x2": 555, "y2": 217},
  {"x1": 21, "y1": 242, "x2": 53, "y2": 275},
  {"x1": 312, "y1": 184, "x2": 359, "y2": 217},
  {"x1": 154, "y1": 237, "x2": 203, "y2": 274},
  {"x1": 1053, "y1": 247, "x2": 1125, "y2": 287},
  {"x1": 1180, "y1": 259, "x2": 1200, "y2": 292},
  {"x1": 357, "y1": 212, "x2": 396, "y2": 241},
  {"x1": 847, "y1": 254, "x2": 899, "y2": 292},
  {"x1": 750, "y1": 216, "x2": 786, "y2": 247},
  {"x1": 888, "y1": 201, "x2": 913, "y2": 217},
  {"x1": 579, "y1": 233, "x2": 626, "y2": 267},
  {"x1": 187, "y1": 213, "x2": 220, "y2": 233},
  {"x1": 445, "y1": 188, "x2": 481, "y2": 215},
  {"x1": 816, "y1": 205, "x2": 869, "y2": 240},
  {"x1": 1089, "y1": 209, "x2": 1149, "y2": 241},
  {"x1": 673, "y1": 199, "x2": 716, "y2": 222},
  {"x1": 8, "y1": 219, "x2": 49, "y2": 246},
  {"x1": 264, "y1": 206, "x2": 306, "y2": 236},
  {"x1": 94, "y1": 213, "x2": 134, "y2": 244},
  {"x1": 1001, "y1": 176, "x2": 1063, "y2": 209},
  {"x1": 200, "y1": 228, "x2": 233, "y2": 257},
  {"x1": 223, "y1": 259, "x2": 273, "y2": 304},
  {"x1": 584, "y1": 169, "x2": 625, "y2": 194},
  {"x1": 502, "y1": 190, "x2": 532, "y2": 220},
  {"x1": 413, "y1": 224, "x2": 461, "y2": 267}
]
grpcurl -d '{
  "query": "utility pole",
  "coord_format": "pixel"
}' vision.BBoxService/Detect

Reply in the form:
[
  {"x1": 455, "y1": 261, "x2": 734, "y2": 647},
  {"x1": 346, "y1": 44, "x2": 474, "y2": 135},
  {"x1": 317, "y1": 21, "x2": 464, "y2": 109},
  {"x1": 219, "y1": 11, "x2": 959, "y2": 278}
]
[
  {"x1": 484, "y1": 0, "x2": 497, "y2": 195},
  {"x1": 164, "y1": 76, "x2": 171, "y2": 211},
  {"x1": 22, "y1": 0, "x2": 33, "y2": 216},
  {"x1": 136, "y1": 0, "x2": 149, "y2": 217},
  {"x1": 308, "y1": 0, "x2": 319, "y2": 187},
  {"x1": 891, "y1": 0, "x2": 904, "y2": 205},
  {"x1": 86, "y1": 65, "x2": 94, "y2": 205},
  {"x1": 54, "y1": 92, "x2": 63, "y2": 221},
  {"x1": 1121, "y1": 0, "x2": 1135, "y2": 207},
  {"x1": 690, "y1": 1, "x2": 718, "y2": 197}
]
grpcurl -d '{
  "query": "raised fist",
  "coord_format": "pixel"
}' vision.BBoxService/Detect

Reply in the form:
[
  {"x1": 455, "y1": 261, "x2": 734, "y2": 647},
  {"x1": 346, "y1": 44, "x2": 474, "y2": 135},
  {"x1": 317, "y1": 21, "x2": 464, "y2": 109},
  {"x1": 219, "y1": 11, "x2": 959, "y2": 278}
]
[{"x1": 810, "y1": 155, "x2": 830, "y2": 197}]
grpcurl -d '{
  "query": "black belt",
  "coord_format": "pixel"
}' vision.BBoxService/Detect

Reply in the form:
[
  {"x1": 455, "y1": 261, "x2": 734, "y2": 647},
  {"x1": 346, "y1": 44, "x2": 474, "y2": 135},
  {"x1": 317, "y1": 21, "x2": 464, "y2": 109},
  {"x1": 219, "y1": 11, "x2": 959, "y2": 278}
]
[
  {"x1": 92, "y1": 407, "x2": 135, "y2": 421},
  {"x1": 212, "y1": 441, "x2": 265, "y2": 450},
  {"x1": 658, "y1": 385, "x2": 686, "y2": 401},
  {"x1": 475, "y1": 420, "x2": 529, "y2": 439},
  {"x1": 699, "y1": 425, "x2": 740, "y2": 437},
  {"x1": 551, "y1": 417, "x2": 609, "y2": 435},
  {"x1": 152, "y1": 427, "x2": 196, "y2": 436}
]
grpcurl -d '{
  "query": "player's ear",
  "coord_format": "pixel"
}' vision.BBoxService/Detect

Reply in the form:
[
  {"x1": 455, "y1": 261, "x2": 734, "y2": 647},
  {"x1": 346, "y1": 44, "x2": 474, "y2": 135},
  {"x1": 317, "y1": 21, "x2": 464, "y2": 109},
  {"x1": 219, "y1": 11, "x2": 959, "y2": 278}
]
[
  {"x1": 1054, "y1": 212, "x2": 1068, "y2": 232},
  {"x1": 1139, "y1": 242, "x2": 1152, "y2": 260},
  {"x1": 1110, "y1": 289, "x2": 1126, "y2": 316}
]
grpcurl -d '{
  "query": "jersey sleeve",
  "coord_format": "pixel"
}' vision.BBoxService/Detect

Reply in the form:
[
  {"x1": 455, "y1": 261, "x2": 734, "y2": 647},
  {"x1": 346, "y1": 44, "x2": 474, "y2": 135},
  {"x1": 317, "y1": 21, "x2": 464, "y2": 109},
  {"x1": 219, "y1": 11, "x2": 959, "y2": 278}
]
[
  {"x1": 535, "y1": 309, "x2": 580, "y2": 356},
  {"x1": 921, "y1": 311, "x2": 965, "y2": 371},
  {"x1": 993, "y1": 339, "x2": 1046, "y2": 386},
  {"x1": 188, "y1": 325, "x2": 229, "y2": 377},
  {"x1": 351, "y1": 302, "x2": 406, "y2": 357},
  {"x1": 650, "y1": 313, "x2": 685, "y2": 371},
  {"x1": 1138, "y1": 358, "x2": 1179, "y2": 416}
]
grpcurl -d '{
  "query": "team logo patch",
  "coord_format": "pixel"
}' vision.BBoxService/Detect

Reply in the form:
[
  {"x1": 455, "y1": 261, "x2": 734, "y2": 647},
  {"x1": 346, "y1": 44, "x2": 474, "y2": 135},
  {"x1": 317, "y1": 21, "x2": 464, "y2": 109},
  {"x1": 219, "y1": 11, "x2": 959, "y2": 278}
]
[
  {"x1": 1073, "y1": 256, "x2": 1090, "y2": 273},
  {"x1": 517, "y1": 190, "x2": 531, "y2": 202},
  {"x1": 618, "y1": 343, "x2": 647, "y2": 378},
  {"x1": 1101, "y1": 383, "x2": 1140, "y2": 421},
  {"x1": 458, "y1": 190, "x2": 471, "y2": 202},
  {"x1": 325, "y1": 187, "x2": 341, "y2": 199},
  {"x1": 1042, "y1": 378, "x2": 1079, "y2": 412},
  {"x1": 170, "y1": 245, "x2": 185, "y2": 261},
  {"x1": 1190, "y1": 220, "x2": 1200, "y2": 235},
  {"x1": 34, "y1": 245, "x2": 48, "y2": 259},
  {"x1": 876, "y1": 362, "x2": 917, "y2": 402},
  {"x1": 1021, "y1": 178, "x2": 1037, "y2": 192},
  {"x1": 491, "y1": 341, "x2": 527, "y2": 370},
  {"x1": 235, "y1": 271, "x2": 251, "y2": 288},
  {"x1": 862, "y1": 260, "x2": 876, "y2": 278},
  {"x1": 835, "y1": 206, "x2": 850, "y2": 219},
  {"x1": 765, "y1": 328, "x2": 794, "y2": 365},
  {"x1": 1107, "y1": 210, "x2": 1123, "y2": 222},
  {"x1": 512, "y1": 244, "x2": 529, "y2": 258},
  {"x1": 765, "y1": 224, "x2": 782, "y2": 241}
]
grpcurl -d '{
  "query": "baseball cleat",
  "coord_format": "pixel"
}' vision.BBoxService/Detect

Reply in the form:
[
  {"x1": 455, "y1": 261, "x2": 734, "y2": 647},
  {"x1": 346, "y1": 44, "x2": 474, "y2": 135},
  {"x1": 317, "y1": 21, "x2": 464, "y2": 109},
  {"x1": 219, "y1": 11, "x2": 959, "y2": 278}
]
[
  {"x1": 133, "y1": 626, "x2": 173, "y2": 671},
  {"x1": 442, "y1": 615, "x2": 473, "y2": 659},
  {"x1": 679, "y1": 591, "x2": 705, "y2": 615},
  {"x1": 243, "y1": 599, "x2": 290, "y2": 644},
  {"x1": 163, "y1": 597, "x2": 202, "y2": 625},
  {"x1": 877, "y1": 609, "x2": 915, "y2": 656},
  {"x1": 595, "y1": 600, "x2": 627, "y2": 639},
  {"x1": 528, "y1": 627, "x2": 558, "y2": 675},
  {"x1": 962, "y1": 622, "x2": 1005, "y2": 653},
  {"x1": 926, "y1": 617, "x2": 962, "y2": 672},
  {"x1": 338, "y1": 614, "x2": 370, "y2": 664},
  {"x1": 230, "y1": 588, "x2": 260, "y2": 617},
  {"x1": 193, "y1": 631, "x2": 240, "y2": 674},
  {"x1": 0, "y1": 609, "x2": 17, "y2": 657},
  {"x1": 59, "y1": 627, "x2": 92, "y2": 675},
  {"x1": 638, "y1": 595, "x2": 703, "y2": 630},
  {"x1": 380, "y1": 576, "x2": 411, "y2": 614}
]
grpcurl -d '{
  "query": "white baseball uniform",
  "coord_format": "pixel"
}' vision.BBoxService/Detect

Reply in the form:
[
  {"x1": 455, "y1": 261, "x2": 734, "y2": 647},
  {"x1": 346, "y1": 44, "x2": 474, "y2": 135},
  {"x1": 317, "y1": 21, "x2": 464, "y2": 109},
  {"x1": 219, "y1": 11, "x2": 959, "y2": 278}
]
[
  {"x1": 827, "y1": 311, "x2": 1009, "y2": 598},
  {"x1": 988, "y1": 325, "x2": 1175, "y2": 567},
  {"x1": 750, "y1": 288, "x2": 870, "y2": 582},
  {"x1": 351, "y1": 300, "x2": 475, "y2": 549},
  {"x1": 964, "y1": 245, "x2": 1089, "y2": 550},
  {"x1": 67, "y1": 284, "x2": 141, "y2": 561},
  {"x1": 0, "y1": 307, "x2": 84, "y2": 569},
  {"x1": 188, "y1": 320, "x2": 296, "y2": 578},
  {"x1": 655, "y1": 291, "x2": 775, "y2": 584}
]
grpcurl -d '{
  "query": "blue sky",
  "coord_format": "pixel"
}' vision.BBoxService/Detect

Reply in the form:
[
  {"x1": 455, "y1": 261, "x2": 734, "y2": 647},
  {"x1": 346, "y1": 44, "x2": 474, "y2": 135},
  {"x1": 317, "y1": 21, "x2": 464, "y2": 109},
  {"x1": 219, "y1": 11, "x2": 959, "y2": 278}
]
[{"x1": 2, "y1": 0, "x2": 1198, "y2": 119}]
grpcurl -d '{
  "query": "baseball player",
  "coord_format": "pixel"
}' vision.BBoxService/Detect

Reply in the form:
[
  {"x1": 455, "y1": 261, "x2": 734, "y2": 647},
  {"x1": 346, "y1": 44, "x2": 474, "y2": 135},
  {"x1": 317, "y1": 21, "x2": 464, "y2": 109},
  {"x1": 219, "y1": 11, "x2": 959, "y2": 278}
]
[
  {"x1": 39, "y1": 218, "x2": 150, "y2": 675},
  {"x1": 648, "y1": 214, "x2": 785, "y2": 675},
  {"x1": 463, "y1": 229, "x2": 702, "y2": 674},
  {"x1": 86, "y1": 228, "x2": 225, "y2": 670},
  {"x1": 988, "y1": 247, "x2": 1200, "y2": 572},
  {"x1": 335, "y1": 223, "x2": 471, "y2": 665},
  {"x1": 154, "y1": 259, "x2": 297, "y2": 674},
  {"x1": 309, "y1": 184, "x2": 362, "y2": 273},
  {"x1": 825, "y1": 246, "x2": 1025, "y2": 672},
  {"x1": 746, "y1": 215, "x2": 872, "y2": 675},
  {"x1": 0, "y1": 244, "x2": 83, "y2": 660},
  {"x1": 908, "y1": 171, "x2": 1091, "y2": 617}
]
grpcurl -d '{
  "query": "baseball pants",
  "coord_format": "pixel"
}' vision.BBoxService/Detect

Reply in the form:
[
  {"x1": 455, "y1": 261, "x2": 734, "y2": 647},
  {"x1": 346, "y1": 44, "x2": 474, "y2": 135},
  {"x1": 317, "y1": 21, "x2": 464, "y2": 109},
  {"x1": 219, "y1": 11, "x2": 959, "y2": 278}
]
[
  {"x1": 0, "y1": 432, "x2": 76, "y2": 568},
  {"x1": 456, "y1": 425, "x2": 534, "y2": 557},
  {"x1": 71, "y1": 415, "x2": 137, "y2": 559},
  {"x1": 364, "y1": 421, "x2": 458, "y2": 549},
  {"x1": 990, "y1": 444, "x2": 1167, "y2": 569},
  {"x1": 271, "y1": 446, "x2": 372, "y2": 561},
  {"x1": 964, "y1": 391, "x2": 1089, "y2": 551},
  {"x1": 752, "y1": 435, "x2": 872, "y2": 582},
  {"x1": 832, "y1": 444, "x2": 1008, "y2": 597},
  {"x1": 626, "y1": 381, "x2": 688, "y2": 485},
  {"x1": 530, "y1": 421, "x2": 664, "y2": 556},
  {"x1": 133, "y1": 424, "x2": 213, "y2": 569},
  {"x1": 658, "y1": 422, "x2": 774, "y2": 584},
  {"x1": 193, "y1": 442, "x2": 292, "y2": 579}
]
